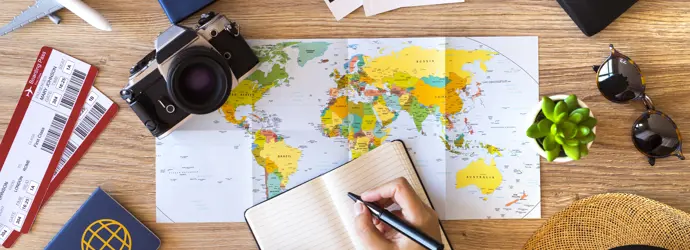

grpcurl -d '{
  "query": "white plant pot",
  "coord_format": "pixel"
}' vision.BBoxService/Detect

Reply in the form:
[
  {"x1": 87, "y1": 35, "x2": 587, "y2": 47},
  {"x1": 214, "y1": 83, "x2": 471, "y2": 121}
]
[{"x1": 527, "y1": 95, "x2": 596, "y2": 163}]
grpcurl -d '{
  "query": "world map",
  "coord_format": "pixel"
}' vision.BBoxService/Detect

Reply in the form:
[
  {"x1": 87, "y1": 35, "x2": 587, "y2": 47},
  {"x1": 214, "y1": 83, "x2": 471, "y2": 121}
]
[{"x1": 155, "y1": 37, "x2": 540, "y2": 222}]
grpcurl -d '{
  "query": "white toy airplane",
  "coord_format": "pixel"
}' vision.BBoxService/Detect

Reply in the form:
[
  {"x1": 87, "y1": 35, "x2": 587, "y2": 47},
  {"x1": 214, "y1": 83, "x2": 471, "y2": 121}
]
[{"x1": 1, "y1": 0, "x2": 112, "y2": 36}]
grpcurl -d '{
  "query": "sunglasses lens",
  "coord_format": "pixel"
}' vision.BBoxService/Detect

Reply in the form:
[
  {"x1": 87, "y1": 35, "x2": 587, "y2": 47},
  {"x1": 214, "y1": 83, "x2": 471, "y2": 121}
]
[
  {"x1": 597, "y1": 55, "x2": 645, "y2": 102},
  {"x1": 633, "y1": 112, "x2": 680, "y2": 157}
]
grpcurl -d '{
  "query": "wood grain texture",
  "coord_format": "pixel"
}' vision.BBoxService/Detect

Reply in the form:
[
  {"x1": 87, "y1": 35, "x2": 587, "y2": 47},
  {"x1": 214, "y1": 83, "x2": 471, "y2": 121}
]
[{"x1": 1, "y1": 0, "x2": 689, "y2": 249}]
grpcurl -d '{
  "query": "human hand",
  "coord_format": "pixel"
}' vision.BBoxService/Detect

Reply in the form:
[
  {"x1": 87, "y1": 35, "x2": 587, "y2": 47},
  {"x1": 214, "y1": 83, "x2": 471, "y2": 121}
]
[{"x1": 353, "y1": 177, "x2": 441, "y2": 250}]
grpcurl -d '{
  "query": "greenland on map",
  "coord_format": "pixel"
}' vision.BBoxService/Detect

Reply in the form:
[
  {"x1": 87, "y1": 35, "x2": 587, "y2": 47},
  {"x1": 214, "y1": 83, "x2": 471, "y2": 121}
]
[{"x1": 155, "y1": 37, "x2": 540, "y2": 223}]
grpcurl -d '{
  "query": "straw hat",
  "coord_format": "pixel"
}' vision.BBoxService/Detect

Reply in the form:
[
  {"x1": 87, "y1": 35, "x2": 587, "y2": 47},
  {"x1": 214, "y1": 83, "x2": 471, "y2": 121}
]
[{"x1": 524, "y1": 193, "x2": 690, "y2": 250}]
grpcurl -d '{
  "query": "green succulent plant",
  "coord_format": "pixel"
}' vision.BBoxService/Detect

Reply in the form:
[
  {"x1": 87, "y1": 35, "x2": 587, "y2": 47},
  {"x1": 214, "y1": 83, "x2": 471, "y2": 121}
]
[{"x1": 526, "y1": 95, "x2": 597, "y2": 162}]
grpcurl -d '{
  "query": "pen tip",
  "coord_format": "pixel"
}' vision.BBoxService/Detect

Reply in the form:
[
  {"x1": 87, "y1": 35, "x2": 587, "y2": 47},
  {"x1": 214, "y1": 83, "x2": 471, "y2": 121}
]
[{"x1": 347, "y1": 192, "x2": 360, "y2": 202}]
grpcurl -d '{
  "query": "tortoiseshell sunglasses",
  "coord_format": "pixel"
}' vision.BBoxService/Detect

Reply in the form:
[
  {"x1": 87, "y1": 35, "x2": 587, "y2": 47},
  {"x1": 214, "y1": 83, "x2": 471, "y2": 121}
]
[{"x1": 593, "y1": 44, "x2": 685, "y2": 166}]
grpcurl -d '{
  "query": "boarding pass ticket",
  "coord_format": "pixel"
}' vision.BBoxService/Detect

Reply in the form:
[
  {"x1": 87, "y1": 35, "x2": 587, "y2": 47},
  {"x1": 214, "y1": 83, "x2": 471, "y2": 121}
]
[
  {"x1": 2, "y1": 88, "x2": 118, "y2": 248},
  {"x1": 0, "y1": 47, "x2": 96, "y2": 244}
]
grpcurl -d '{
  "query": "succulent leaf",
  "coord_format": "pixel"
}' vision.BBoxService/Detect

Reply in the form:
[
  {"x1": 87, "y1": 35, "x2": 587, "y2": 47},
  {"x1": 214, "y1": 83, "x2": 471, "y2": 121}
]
[
  {"x1": 554, "y1": 113, "x2": 568, "y2": 124},
  {"x1": 577, "y1": 125, "x2": 591, "y2": 137},
  {"x1": 543, "y1": 135, "x2": 558, "y2": 151},
  {"x1": 580, "y1": 144, "x2": 589, "y2": 158},
  {"x1": 568, "y1": 113, "x2": 584, "y2": 124},
  {"x1": 579, "y1": 133, "x2": 596, "y2": 144},
  {"x1": 565, "y1": 138, "x2": 579, "y2": 147},
  {"x1": 570, "y1": 108, "x2": 591, "y2": 121},
  {"x1": 580, "y1": 117, "x2": 598, "y2": 128},
  {"x1": 542, "y1": 97, "x2": 556, "y2": 121},
  {"x1": 563, "y1": 144, "x2": 581, "y2": 160},
  {"x1": 554, "y1": 101, "x2": 568, "y2": 123},
  {"x1": 564, "y1": 95, "x2": 579, "y2": 113},
  {"x1": 527, "y1": 123, "x2": 543, "y2": 138},
  {"x1": 555, "y1": 134, "x2": 565, "y2": 145},
  {"x1": 538, "y1": 119, "x2": 553, "y2": 134},
  {"x1": 546, "y1": 147, "x2": 561, "y2": 162}
]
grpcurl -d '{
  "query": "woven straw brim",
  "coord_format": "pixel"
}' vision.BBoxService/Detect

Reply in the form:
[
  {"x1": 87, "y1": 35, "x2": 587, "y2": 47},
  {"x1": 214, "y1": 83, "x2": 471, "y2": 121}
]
[{"x1": 524, "y1": 193, "x2": 690, "y2": 250}]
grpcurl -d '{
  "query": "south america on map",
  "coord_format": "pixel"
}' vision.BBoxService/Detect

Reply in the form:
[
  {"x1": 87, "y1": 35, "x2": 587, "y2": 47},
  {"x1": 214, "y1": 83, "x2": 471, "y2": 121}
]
[{"x1": 155, "y1": 37, "x2": 540, "y2": 223}]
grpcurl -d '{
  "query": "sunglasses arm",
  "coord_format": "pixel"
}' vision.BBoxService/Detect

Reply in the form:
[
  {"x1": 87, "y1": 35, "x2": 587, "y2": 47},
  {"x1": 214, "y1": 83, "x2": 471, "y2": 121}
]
[
  {"x1": 592, "y1": 44, "x2": 617, "y2": 73},
  {"x1": 677, "y1": 151, "x2": 686, "y2": 160},
  {"x1": 609, "y1": 44, "x2": 617, "y2": 54}
]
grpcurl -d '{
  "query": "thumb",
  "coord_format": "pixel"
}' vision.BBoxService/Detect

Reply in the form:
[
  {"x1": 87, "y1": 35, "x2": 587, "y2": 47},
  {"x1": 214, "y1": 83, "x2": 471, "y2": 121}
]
[{"x1": 353, "y1": 202, "x2": 391, "y2": 249}]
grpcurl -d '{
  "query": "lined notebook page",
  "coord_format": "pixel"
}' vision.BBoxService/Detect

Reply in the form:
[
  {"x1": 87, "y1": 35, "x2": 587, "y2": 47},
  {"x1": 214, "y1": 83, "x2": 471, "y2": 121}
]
[
  {"x1": 245, "y1": 178, "x2": 354, "y2": 249},
  {"x1": 245, "y1": 141, "x2": 450, "y2": 249},
  {"x1": 323, "y1": 141, "x2": 450, "y2": 249}
]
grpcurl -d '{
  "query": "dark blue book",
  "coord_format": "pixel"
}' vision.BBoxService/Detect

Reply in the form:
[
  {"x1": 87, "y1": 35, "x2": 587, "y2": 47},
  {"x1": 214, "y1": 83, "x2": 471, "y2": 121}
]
[
  {"x1": 45, "y1": 187, "x2": 160, "y2": 250},
  {"x1": 158, "y1": 0, "x2": 217, "y2": 23}
]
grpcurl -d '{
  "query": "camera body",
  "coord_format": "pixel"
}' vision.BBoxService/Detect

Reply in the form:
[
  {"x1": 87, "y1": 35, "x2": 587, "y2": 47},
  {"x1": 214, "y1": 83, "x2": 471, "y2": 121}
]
[{"x1": 121, "y1": 12, "x2": 259, "y2": 138}]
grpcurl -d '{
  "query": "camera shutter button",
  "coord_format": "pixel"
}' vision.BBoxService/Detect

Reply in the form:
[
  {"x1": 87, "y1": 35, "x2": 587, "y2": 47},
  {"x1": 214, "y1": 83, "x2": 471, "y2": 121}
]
[{"x1": 157, "y1": 98, "x2": 176, "y2": 114}]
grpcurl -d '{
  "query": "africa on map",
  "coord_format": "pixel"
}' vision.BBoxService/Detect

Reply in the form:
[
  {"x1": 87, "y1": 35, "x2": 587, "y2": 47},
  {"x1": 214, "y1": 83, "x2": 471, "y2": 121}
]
[{"x1": 156, "y1": 37, "x2": 540, "y2": 223}]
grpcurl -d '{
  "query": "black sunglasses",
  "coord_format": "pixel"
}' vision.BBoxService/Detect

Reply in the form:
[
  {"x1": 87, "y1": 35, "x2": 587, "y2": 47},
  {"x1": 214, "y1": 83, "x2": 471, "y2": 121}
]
[{"x1": 593, "y1": 44, "x2": 685, "y2": 166}]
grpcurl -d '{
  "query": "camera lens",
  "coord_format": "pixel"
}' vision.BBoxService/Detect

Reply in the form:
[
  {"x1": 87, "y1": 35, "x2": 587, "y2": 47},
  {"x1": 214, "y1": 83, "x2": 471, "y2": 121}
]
[
  {"x1": 167, "y1": 47, "x2": 233, "y2": 114},
  {"x1": 179, "y1": 63, "x2": 217, "y2": 105}
]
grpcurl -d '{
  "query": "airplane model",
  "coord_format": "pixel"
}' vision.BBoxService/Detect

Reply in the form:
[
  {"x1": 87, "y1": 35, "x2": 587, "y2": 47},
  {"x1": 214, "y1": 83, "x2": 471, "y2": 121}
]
[{"x1": 1, "y1": 0, "x2": 112, "y2": 36}]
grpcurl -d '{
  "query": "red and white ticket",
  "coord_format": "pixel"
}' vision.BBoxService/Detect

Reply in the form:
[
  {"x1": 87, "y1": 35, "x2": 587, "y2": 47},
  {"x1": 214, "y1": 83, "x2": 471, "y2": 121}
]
[
  {"x1": 1, "y1": 88, "x2": 117, "y2": 248},
  {"x1": 0, "y1": 47, "x2": 95, "y2": 245}
]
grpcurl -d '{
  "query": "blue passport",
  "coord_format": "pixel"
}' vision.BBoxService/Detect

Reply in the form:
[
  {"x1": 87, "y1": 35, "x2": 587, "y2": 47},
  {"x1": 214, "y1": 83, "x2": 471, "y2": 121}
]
[
  {"x1": 158, "y1": 0, "x2": 217, "y2": 23},
  {"x1": 45, "y1": 188, "x2": 160, "y2": 250}
]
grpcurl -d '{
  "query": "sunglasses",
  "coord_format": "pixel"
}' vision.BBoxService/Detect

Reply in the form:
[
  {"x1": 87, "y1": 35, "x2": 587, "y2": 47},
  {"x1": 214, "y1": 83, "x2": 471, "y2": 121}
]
[{"x1": 593, "y1": 44, "x2": 685, "y2": 166}]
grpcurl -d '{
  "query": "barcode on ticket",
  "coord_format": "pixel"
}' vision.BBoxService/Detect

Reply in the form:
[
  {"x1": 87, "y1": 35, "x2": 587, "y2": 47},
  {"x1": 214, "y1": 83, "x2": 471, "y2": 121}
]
[
  {"x1": 74, "y1": 102, "x2": 106, "y2": 140},
  {"x1": 53, "y1": 89, "x2": 116, "y2": 180},
  {"x1": 59, "y1": 69, "x2": 86, "y2": 109},
  {"x1": 40, "y1": 113, "x2": 68, "y2": 154},
  {"x1": 56, "y1": 140, "x2": 78, "y2": 173}
]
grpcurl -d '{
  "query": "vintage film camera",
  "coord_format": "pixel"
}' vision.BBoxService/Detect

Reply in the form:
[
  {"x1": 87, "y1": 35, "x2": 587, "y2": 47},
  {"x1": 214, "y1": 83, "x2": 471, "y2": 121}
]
[{"x1": 121, "y1": 12, "x2": 259, "y2": 138}]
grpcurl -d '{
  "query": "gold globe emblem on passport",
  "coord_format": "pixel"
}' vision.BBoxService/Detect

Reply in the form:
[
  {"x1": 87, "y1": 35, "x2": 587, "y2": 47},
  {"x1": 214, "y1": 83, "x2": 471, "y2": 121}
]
[{"x1": 81, "y1": 219, "x2": 132, "y2": 250}]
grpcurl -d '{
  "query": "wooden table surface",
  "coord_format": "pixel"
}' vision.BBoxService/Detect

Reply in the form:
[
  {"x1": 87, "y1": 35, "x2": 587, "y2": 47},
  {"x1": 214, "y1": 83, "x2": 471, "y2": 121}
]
[{"x1": 1, "y1": 0, "x2": 690, "y2": 249}]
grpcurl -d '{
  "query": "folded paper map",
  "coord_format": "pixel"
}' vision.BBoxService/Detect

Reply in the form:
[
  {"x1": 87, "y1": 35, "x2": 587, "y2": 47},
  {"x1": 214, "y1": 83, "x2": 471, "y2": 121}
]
[{"x1": 156, "y1": 37, "x2": 540, "y2": 222}]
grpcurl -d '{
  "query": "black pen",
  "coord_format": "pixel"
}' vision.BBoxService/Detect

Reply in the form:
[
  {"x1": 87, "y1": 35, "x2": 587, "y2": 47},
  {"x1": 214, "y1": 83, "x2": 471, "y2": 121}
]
[{"x1": 348, "y1": 192, "x2": 444, "y2": 250}]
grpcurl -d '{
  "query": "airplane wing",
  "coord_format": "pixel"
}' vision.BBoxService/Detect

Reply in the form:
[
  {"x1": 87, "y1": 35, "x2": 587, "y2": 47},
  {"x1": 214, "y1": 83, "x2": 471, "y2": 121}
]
[{"x1": 0, "y1": 0, "x2": 63, "y2": 36}]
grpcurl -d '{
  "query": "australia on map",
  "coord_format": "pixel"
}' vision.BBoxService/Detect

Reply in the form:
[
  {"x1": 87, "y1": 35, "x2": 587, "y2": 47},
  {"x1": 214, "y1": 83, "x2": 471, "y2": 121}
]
[{"x1": 155, "y1": 37, "x2": 540, "y2": 223}]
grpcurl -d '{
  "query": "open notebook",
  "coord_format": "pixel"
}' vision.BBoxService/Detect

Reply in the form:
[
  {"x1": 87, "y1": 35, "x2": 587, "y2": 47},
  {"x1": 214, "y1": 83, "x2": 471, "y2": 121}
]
[{"x1": 245, "y1": 140, "x2": 452, "y2": 249}]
